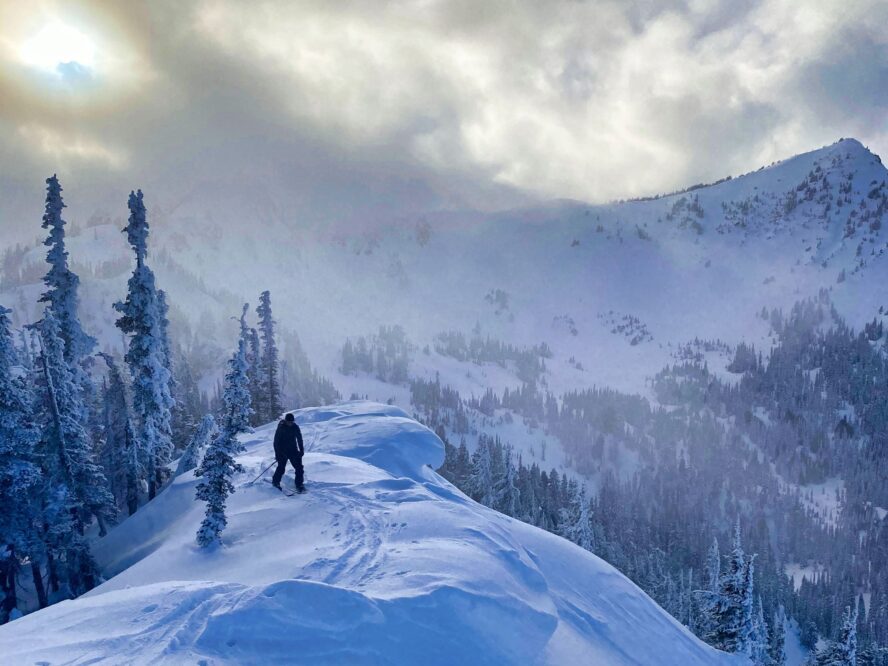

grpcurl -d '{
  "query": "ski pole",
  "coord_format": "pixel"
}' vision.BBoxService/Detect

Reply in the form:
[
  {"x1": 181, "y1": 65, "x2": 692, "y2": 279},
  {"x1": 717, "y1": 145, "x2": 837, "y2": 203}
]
[{"x1": 246, "y1": 459, "x2": 277, "y2": 486}]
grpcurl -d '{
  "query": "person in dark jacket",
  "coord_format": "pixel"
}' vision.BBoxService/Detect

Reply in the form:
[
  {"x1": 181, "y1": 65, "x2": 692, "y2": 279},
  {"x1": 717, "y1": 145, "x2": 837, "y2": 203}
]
[{"x1": 272, "y1": 413, "x2": 305, "y2": 492}]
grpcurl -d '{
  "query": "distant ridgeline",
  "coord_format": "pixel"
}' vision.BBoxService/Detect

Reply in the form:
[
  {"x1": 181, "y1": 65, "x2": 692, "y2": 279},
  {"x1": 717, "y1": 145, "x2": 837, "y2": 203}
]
[{"x1": 427, "y1": 292, "x2": 888, "y2": 665}]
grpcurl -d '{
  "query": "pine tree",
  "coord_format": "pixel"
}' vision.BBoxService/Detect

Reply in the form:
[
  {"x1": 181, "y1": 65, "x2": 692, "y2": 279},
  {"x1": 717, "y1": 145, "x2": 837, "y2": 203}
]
[
  {"x1": 114, "y1": 190, "x2": 175, "y2": 501},
  {"x1": 0, "y1": 305, "x2": 41, "y2": 623},
  {"x1": 170, "y1": 346, "x2": 203, "y2": 449},
  {"x1": 156, "y1": 289, "x2": 173, "y2": 374},
  {"x1": 706, "y1": 537, "x2": 721, "y2": 594},
  {"x1": 194, "y1": 313, "x2": 253, "y2": 547},
  {"x1": 749, "y1": 596, "x2": 771, "y2": 665},
  {"x1": 565, "y1": 485, "x2": 594, "y2": 551},
  {"x1": 454, "y1": 438, "x2": 471, "y2": 487},
  {"x1": 697, "y1": 537, "x2": 722, "y2": 643},
  {"x1": 741, "y1": 552, "x2": 758, "y2": 655},
  {"x1": 468, "y1": 437, "x2": 494, "y2": 506},
  {"x1": 496, "y1": 445, "x2": 521, "y2": 518},
  {"x1": 221, "y1": 325, "x2": 254, "y2": 438},
  {"x1": 97, "y1": 354, "x2": 132, "y2": 511},
  {"x1": 816, "y1": 605, "x2": 858, "y2": 665},
  {"x1": 247, "y1": 327, "x2": 262, "y2": 425},
  {"x1": 176, "y1": 415, "x2": 218, "y2": 476},
  {"x1": 256, "y1": 291, "x2": 281, "y2": 423},
  {"x1": 856, "y1": 594, "x2": 867, "y2": 648},
  {"x1": 38, "y1": 175, "x2": 95, "y2": 365},
  {"x1": 37, "y1": 310, "x2": 114, "y2": 593},
  {"x1": 122, "y1": 417, "x2": 141, "y2": 517},
  {"x1": 39, "y1": 313, "x2": 116, "y2": 528},
  {"x1": 708, "y1": 522, "x2": 754, "y2": 653},
  {"x1": 156, "y1": 288, "x2": 180, "y2": 442},
  {"x1": 770, "y1": 605, "x2": 787, "y2": 666},
  {"x1": 839, "y1": 605, "x2": 859, "y2": 666}
]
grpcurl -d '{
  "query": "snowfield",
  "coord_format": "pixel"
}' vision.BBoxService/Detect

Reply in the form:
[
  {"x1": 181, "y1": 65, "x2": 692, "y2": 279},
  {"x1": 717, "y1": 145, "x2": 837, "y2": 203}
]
[{"x1": 0, "y1": 402, "x2": 741, "y2": 665}]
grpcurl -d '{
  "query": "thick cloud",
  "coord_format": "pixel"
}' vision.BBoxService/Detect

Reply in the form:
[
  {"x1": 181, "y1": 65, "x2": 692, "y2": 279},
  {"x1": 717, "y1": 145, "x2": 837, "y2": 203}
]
[{"x1": 1, "y1": 0, "x2": 886, "y2": 238}]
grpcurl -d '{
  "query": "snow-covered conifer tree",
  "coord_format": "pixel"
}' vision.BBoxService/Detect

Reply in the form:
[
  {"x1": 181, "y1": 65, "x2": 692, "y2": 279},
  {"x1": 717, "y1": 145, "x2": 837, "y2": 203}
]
[
  {"x1": 749, "y1": 597, "x2": 770, "y2": 665},
  {"x1": 38, "y1": 310, "x2": 114, "y2": 593},
  {"x1": 176, "y1": 414, "x2": 218, "y2": 476},
  {"x1": 496, "y1": 445, "x2": 521, "y2": 518},
  {"x1": 837, "y1": 605, "x2": 858, "y2": 666},
  {"x1": 741, "y1": 549, "x2": 757, "y2": 655},
  {"x1": 156, "y1": 288, "x2": 181, "y2": 440},
  {"x1": 247, "y1": 327, "x2": 262, "y2": 425},
  {"x1": 706, "y1": 537, "x2": 721, "y2": 594},
  {"x1": 561, "y1": 484, "x2": 594, "y2": 552},
  {"x1": 468, "y1": 438, "x2": 494, "y2": 506},
  {"x1": 194, "y1": 315, "x2": 253, "y2": 547},
  {"x1": 39, "y1": 312, "x2": 116, "y2": 531},
  {"x1": 122, "y1": 418, "x2": 141, "y2": 517},
  {"x1": 256, "y1": 291, "x2": 281, "y2": 423},
  {"x1": 454, "y1": 438, "x2": 471, "y2": 487},
  {"x1": 38, "y1": 176, "x2": 95, "y2": 365},
  {"x1": 98, "y1": 354, "x2": 131, "y2": 510},
  {"x1": 170, "y1": 346, "x2": 203, "y2": 449},
  {"x1": 816, "y1": 605, "x2": 858, "y2": 665},
  {"x1": 706, "y1": 522, "x2": 752, "y2": 653},
  {"x1": 114, "y1": 190, "x2": 175, "y2": 501},
  {"x1": 770, "y1": 605, "x2": 787, "y2": 666},
  {"x1": 0, "y1": 305, "x2": 41, "y2": 623},
  {"x1": 194, "y1": 422, "x2": 243, "y2": 547},
  {"x1": 696, "y1": 535, "x2": 724, "y2": 642},
  {"x1": 156, "y1": 289, "x2": 173, "y2": 373},
  {"x1": 223, "y1": 316, "x2": 255, "y2": 438}
]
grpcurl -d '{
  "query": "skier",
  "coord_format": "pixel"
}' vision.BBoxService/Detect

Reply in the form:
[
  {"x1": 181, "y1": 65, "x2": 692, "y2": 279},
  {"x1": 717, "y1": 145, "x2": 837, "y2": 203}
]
[{"x1": 272, "y1": 413, "x2": 305, "y2": 492}]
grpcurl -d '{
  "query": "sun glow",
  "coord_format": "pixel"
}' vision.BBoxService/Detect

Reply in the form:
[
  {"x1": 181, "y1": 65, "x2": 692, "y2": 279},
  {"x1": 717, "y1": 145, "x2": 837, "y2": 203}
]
[{"x1": 19, "y1": 22, "x2": 96, "y2": 73}]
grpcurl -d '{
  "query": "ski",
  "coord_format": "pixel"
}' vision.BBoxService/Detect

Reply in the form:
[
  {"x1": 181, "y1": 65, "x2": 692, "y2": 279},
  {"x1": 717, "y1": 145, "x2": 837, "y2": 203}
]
[{"x1": 263, "y1": 478, "x2": 296, "y2": 496}]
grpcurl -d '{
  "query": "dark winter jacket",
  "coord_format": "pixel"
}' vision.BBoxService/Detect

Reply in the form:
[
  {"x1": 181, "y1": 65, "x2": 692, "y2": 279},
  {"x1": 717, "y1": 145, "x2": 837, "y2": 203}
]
[{"x1": 274, "y1": 421, "x2": 304, "y2": 458}]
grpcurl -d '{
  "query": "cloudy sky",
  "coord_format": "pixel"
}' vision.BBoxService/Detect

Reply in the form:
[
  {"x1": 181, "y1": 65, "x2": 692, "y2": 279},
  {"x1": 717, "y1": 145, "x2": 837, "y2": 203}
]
[{"x1": 1, "y1": 0, "x2": 887, "y2": 237}]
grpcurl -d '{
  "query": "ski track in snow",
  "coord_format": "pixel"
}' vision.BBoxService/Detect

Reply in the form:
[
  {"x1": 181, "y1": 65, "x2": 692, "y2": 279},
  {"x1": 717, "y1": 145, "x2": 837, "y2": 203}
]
[{"x1": 0, "y1": 402, "x2": 743, "y2": 666}]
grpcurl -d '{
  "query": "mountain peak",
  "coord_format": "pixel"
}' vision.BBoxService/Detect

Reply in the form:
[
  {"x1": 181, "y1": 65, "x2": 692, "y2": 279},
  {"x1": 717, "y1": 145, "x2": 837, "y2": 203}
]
[
  {"x1": 823, "y1": 136, "x2": 881, "y2": 164},
  {"x1": 712, "y1": 136, "x2": 885, "y2": 199}
]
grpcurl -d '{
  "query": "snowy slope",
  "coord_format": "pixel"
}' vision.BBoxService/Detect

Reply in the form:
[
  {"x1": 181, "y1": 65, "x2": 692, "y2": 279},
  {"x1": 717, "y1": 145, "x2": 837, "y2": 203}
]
[
  {"x1": 3, "y1": 138, "x2": 887, "y2": 401},
  {"x1": 0, "y1": 402, "x2": 742, "y2": 665}
]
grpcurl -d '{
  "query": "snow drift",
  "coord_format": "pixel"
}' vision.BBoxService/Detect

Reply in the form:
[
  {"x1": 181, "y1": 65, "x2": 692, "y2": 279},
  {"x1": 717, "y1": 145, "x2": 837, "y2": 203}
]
[{"x1": 0, "y1": 402, "x2": 741, "y2": 665}]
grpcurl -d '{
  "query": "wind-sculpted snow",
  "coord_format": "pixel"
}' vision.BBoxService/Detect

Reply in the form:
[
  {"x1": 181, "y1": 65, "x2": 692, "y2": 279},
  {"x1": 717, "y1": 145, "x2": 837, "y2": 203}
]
[
  {"x1": 0, "y1": 402, "x2": 741, "y2": 665},
  {"x1": 296, "y1": 402, "x2": 444, "y2": 481}
]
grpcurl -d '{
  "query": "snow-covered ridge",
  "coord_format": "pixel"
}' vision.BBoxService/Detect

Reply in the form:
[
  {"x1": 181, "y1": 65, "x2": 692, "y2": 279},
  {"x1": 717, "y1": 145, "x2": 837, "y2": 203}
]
[{"x1": 0, "y1": 402, "x2": 740, "y2": 665}]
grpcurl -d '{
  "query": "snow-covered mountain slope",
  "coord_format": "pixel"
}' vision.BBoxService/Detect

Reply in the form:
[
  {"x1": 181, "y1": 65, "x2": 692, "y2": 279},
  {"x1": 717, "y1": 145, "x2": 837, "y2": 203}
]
[
  {"x1": 4, "y1": 138, "x2": 886, "y2": 398},
  {"x1": 0, "y1": 402, "x2": 741, "y2": 665}
]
